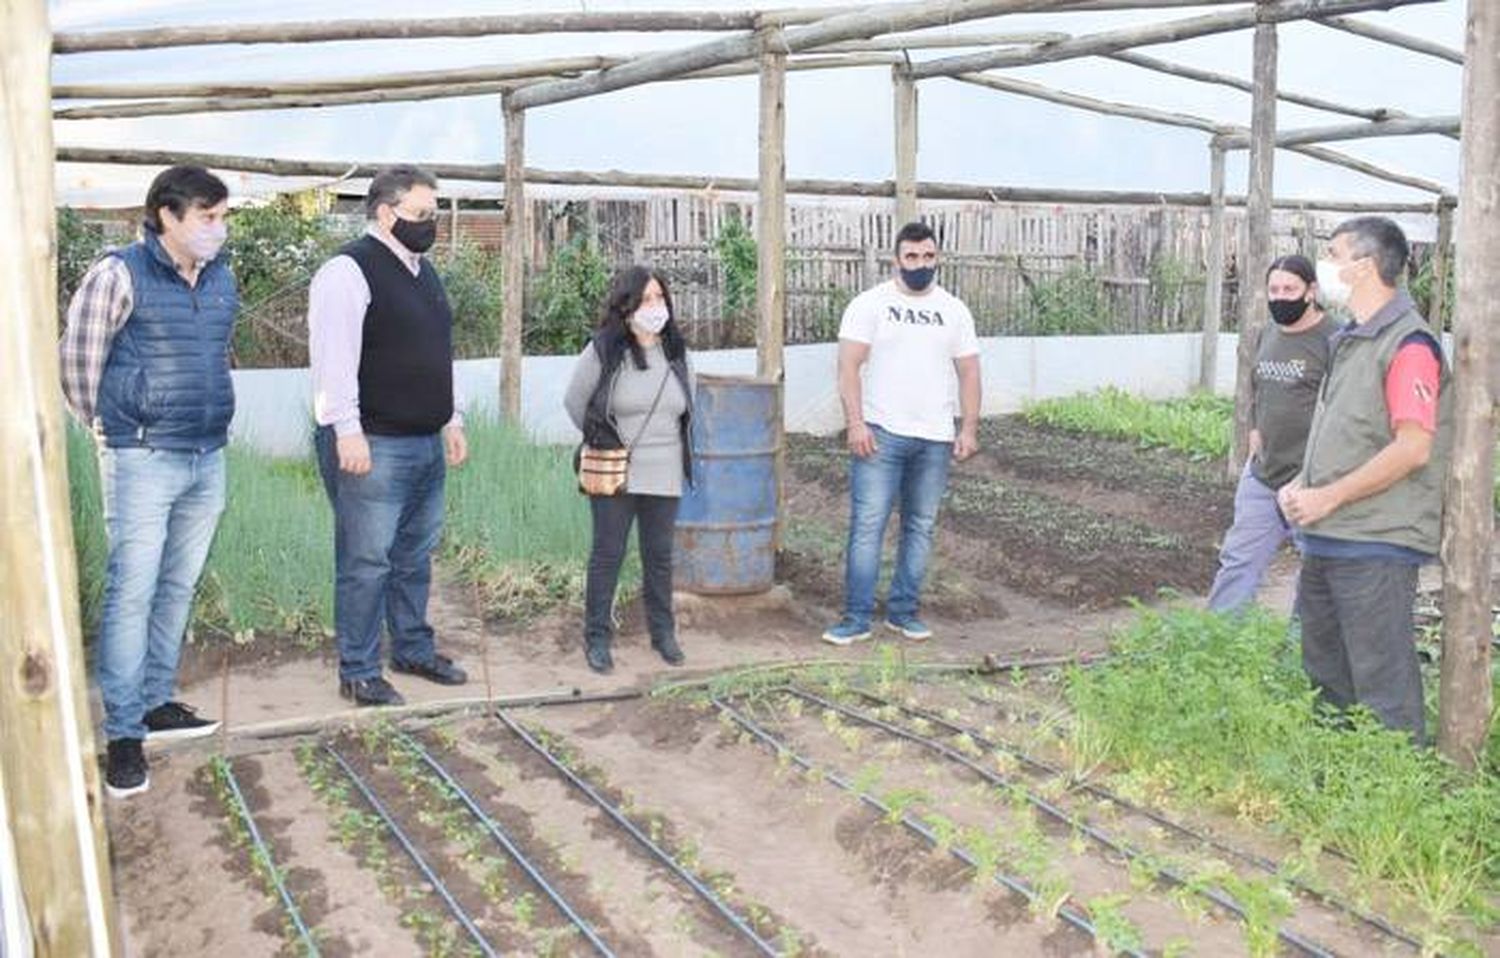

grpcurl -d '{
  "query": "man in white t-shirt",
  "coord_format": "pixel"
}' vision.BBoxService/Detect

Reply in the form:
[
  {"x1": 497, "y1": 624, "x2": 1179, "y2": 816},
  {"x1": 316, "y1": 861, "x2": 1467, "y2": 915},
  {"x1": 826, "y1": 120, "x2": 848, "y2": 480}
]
[{"x1": 822, "y1": 221, "x2": 982, "y2": 645}]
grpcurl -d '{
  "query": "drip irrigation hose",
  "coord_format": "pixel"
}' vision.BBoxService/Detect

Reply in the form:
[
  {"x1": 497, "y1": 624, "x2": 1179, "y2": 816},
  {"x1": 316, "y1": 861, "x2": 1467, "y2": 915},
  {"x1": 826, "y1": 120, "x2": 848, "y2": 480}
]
[
  {"x1": 394, "y1": 730, "x2": 616, "y2": 958},
  {"x1": 218, "y1": 760, "x2": 321, "y2": 956},
  {"x1": 860, "y1": 687, "x2": 1425, "y2": 953},
  {"x1": 323, "y1": 744, "x2": 500, "y2": 958},
  {"x1": 787, "y1": 686, "x2": 1337, "y2": 958},
  {"x1": 708, "y1": 695, "x2": 1144, "y2": 958},
  {"x1": 493, "y1": 710, "x2": 783, "y2": 957}
]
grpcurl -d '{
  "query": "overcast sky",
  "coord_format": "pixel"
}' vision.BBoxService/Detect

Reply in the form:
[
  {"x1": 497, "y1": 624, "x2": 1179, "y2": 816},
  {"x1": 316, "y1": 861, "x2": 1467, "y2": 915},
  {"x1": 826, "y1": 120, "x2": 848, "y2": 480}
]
[{"x1": 49, "y1": 0, "x2": 1466, "y2": 210}]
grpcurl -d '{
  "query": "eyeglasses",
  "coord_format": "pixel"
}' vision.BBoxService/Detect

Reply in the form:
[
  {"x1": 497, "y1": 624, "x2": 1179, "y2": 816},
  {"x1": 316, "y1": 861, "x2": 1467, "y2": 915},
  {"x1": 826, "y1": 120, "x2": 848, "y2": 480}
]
[{"x1": 393, "y1": 206, "x2": 438, "y2": 223}]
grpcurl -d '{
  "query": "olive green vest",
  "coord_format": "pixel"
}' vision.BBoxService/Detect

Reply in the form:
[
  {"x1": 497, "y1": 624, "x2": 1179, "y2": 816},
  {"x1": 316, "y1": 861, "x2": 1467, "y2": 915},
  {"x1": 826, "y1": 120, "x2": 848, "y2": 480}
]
[{"x1": 1300, "y1": 291, "x2": 1452, "y2": 554}]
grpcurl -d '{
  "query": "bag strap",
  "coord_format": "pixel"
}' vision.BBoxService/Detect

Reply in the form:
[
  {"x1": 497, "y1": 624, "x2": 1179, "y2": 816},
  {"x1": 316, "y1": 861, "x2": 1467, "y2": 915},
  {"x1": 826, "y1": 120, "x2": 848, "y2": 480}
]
[{"x1": 624, "y1": 367, "x2": 673, "y2": 453}]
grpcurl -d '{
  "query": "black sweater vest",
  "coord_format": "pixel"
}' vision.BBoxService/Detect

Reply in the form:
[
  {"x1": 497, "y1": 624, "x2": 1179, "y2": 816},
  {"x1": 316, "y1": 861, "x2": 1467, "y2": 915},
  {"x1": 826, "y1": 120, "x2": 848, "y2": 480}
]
[{"x1": 343, "y1": 235, "x2": 454, "y2": 436}]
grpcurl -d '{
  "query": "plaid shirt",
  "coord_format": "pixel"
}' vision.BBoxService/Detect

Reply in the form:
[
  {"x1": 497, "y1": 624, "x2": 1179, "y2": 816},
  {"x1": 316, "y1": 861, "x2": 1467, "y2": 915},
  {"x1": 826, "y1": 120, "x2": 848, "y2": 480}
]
[{"x1": 59, "y1": 256, "x2": 133, "y2": 426}]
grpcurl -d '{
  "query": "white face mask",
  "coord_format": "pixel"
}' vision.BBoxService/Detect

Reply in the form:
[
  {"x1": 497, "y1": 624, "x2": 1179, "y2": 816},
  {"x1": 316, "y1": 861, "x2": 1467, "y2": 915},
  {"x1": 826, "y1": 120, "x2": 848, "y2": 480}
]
[
  {"x1": 185, "y1": 221, "x2": 228, "y2": 262},
  {"x1": 631, "y1": 303, "x2": 670, "y2": 335},
  {"x1": 1315, "y1": 258, "x2": 1354, "y2": 309}
]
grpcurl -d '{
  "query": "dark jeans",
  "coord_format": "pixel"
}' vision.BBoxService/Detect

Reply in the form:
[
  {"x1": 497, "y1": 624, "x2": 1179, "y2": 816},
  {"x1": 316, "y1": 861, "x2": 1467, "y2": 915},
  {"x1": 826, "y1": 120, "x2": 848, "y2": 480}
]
[
  {"x1": 1298, "y1": 554, "x2": 1425, "y2": 744},
  {"x1": 586, "y1": 493, "x2": 680, "y2": 649},
  {"x1": 315, "y1": 427, "x2": 446, "y2": 682}
]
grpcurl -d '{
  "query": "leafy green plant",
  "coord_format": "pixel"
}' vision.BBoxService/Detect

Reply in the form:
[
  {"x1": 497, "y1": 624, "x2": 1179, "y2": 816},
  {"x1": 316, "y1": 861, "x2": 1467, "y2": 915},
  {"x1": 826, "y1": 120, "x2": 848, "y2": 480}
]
[
  {"x1": 526, "y1": 234, "x2": 610, "y2": 356},
  {"x1": 1024, "y1": 387, "x2": 1232, "y2": 460},
  {"x1": 436, "y1": 240, "x2": 504, "y2": 358},
  {"x1": 56, "y1": 207, "x2": 110, "y2": 319},
  {"x1": 1020, "y1": 267, "x2": 1109, "y2": 335},
  {"x1": 715, "y1": 214, "x2": 758, "y2": 339}
]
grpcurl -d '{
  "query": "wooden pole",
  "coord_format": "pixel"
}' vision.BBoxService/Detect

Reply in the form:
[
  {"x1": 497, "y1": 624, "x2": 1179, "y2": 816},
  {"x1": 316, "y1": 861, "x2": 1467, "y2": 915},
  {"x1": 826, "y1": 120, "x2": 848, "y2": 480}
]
[
  {"x1": 501, "y1": 95, "x2": 526, "y2": 424},
  {"x1": 449, "y1": 195, "x2": 460, "y2": 255},
  {"x1": 1436, "y1": 0, "x2": 1497, "y2": 770},
  {"x1": 1231, "y1": 21, "x2": 1277, "y2": 478},
  {"x1": 910, "y1": 0, "x2": 1441, "y2": 78},
  {"x1": 1429, "y1": 198, "x2": 1454, "y2": 331},
  {"x1": 893, "y1": 66, "x2": 919, "y2": 225},
  {"x1": 1216, "y1": 114, "x2": 1460, "y2": 150},
  {"x1": 53, "y1": 146, "x2": 1451, "y2": 213},
  {"x1": 1316, "y1": 14, "x2": 1465, "y2": 64},
  {"x1": 510, "y1": 0, "x2": 1071, "y2": 110},
  {"x1": 0, "y1": 1, "x2": 117, "y2": 953},
  {"x1": 757, "y1": 32, "x2": 788, "y2": 554},
  {"x1": 1200, "y1": 143, "x2": 1227, "y2": 393}
]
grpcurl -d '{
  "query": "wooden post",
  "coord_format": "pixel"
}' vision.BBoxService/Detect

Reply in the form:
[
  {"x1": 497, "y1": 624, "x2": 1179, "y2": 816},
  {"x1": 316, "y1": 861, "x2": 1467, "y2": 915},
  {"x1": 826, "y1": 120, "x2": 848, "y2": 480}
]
[
  {"x1": 893, "y1": 65, "x2": 918, "y2": 225},
  {"x1": 0, "y1": 1, "x2": 118, "y2": 953},
  {"x1": 757, "y1": 32, "x2": 788, "y2": 553},
  {"x1": 1430, "y1": 198, "x2": 1454, "y2": 332},
  {"x1": 1199, "y1": 143, "x2": 1227, "y2": 393},
  {"x1": 449, "y1": 195, "x2": 461, "y2": 255},
  {"x1": 1230, "y1": 22, "x2": 1277, "y2": 478},
  {"x1": 1437, "y1": 0, "x2": 1497, "y2": 770},
  {"x1": 501, "y1": 95, "x2": 526, "y2": 423}
]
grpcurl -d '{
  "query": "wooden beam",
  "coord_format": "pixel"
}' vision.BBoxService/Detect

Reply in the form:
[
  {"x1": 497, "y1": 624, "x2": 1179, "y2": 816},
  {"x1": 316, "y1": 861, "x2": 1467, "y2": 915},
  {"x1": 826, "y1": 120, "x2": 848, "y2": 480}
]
[
  {"x1": 1317, "y1": 14, "x2": 1464, "y2": 64},
  {"x1": 1436, "y1": 0, "x2": 1497, "y2": 771},
  {"x1": 893, "y1": 66, "x2": 920, "y2": 224},
  {"x1": 0, "y1": 1, "x2": 117, "y2": 954},
  {"x1": 1200, "y1": 143, "x2": 1227, "y2": 392},
  {"x1": 812, "y1": 30, "x2": 1069, "y2": 52},
  {"x1": 757, "y1": 33, "x2": 788, "y2": 557},
  {"x1": 910, "y1": 0, "x2": 1443, "y2": 78},
  {"x1": 52, "y1": 10, "x2": 778, "y2": 53},
  {"x1": 1231, "y1": 21, "x2": 1277, "y2": 478},
  {"x1": 52, "y1": 53, "x2": 905, "y2": 120},
  {"x1": 1216, "y1": 114, "x2": 1460, "y2": 149},
  {"x1": 500, "y1": 96, "x2": 525, "y2": 424},
  {"x1": 1104, "y1": 49, "x2": 1413, "y2": 125},
  {"x1": 51, "y1": 56, "x2": 617, "y2": 100},
  {"x1": 953, "y1": 72, "x2": 1449, "y2": 195},
  {"x1": 53, "y1": 145, "x2": 1453, "y2": 212},
  {"x1": 508, "y1": 0, "x2": 1073, "y2": 110}
]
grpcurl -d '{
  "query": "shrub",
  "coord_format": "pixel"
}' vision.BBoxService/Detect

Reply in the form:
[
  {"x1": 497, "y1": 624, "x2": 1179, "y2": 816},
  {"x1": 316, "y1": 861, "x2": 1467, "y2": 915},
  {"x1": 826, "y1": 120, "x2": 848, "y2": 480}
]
[
  {"x1": 526, "y1": 235, "x2": 610, "y2": 356},
  {"x1": 435, "y1": 240, "x2": 504, "y2": 358}
]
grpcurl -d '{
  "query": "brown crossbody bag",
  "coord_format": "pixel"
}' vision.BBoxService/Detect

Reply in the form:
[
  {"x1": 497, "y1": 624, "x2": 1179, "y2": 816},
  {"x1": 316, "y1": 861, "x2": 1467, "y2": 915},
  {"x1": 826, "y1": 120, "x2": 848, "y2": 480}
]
[{"x1": 577, "y1": 367, "x2": 672, "y2": 497}]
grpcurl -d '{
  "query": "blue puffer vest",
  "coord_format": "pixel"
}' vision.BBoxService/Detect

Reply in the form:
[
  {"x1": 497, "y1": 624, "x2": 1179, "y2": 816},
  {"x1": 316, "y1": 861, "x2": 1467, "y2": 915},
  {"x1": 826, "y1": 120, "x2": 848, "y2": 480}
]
[{"x1": 97, "y1": 230, "x2": 238, "y2": 451}]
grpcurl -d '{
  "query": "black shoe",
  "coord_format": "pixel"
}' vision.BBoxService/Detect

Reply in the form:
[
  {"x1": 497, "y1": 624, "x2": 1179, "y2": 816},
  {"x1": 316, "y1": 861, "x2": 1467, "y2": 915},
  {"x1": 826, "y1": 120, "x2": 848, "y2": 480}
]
[
  {"x1": 585, "y1": 644, "x2": 614, "y2": 674},
  {"x1": 143, "y1": 701, "x2": 221, "y2": 741},
  {"x1": 390, "y1": 654, "x2": 468, "y2": 687},
  {"x1": 339, "y1": 675, "x2": 406, "y2": 707},
  {"x1": 105, "y1": 738, "x2": 149, "y2": 798},
  {"x1": 652, "y1": 635, "x2": 685, "y2": 667}
]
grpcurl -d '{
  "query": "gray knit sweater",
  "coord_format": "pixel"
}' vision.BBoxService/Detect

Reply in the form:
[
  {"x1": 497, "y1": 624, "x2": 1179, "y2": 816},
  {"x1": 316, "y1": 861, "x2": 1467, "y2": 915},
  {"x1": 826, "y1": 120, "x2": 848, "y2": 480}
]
[{"x1": 564, "y1": 342, "x2": 693, "y2": 497}]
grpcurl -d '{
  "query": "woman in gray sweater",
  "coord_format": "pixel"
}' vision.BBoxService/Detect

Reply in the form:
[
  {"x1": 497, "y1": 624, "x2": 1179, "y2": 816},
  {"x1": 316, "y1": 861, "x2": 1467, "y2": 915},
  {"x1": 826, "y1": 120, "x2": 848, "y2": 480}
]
[{"x1": 564, "y1": 267, "x2": 695, "y2": 674}]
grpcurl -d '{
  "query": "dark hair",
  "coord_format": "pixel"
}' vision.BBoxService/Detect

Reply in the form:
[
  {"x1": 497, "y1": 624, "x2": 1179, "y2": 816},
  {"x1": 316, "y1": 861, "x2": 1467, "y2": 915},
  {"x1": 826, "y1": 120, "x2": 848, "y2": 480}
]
[
  {"x1": 1332, "y1": 216, "x2": 1410, "y2": 286},
  {"x1": 893, "y1": 220, "x2": 937, "y2": 255},
  {"x1": 142, "y1": 165, "x2": 228, "y2": 233},
  {"x1": 598, "y1": 265, "x2": 685, "y2": 369},
  {"x1": 365, "y1": 164, "x2": 439, "y2": 219},
  {"x1": 1266, "y1": 254, "x2": 1316, "y2": 286}
]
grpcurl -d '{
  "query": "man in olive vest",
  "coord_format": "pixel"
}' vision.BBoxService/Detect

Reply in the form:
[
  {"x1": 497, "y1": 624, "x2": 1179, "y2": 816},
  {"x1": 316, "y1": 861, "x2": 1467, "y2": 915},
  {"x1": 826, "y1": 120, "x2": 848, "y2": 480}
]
[{"x1": 1278, "y1": 216, "x2": 1452, "y2": 744}]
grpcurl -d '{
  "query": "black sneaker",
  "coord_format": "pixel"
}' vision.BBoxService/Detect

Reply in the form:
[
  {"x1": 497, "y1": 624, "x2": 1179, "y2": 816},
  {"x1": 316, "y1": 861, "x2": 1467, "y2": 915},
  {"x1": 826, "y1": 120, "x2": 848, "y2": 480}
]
[
  {"x1": 143, "y1": 701, "x2": 221, "y2": 741},
  {"x1": 584, "y1": 643, "x2": 614, "y2": 674},
  {"x1": 105, "y1": 739, "x2": 149, "y2": 798},
  {"x1": 339, "y1": 675, "x2": 406, "y2": 707},
  {"x1": 652, "y1": 635, "x2": 685, "y2": 667},
  {"x1": 390, "y1": 653, "x2": 468, "y2": 687}
]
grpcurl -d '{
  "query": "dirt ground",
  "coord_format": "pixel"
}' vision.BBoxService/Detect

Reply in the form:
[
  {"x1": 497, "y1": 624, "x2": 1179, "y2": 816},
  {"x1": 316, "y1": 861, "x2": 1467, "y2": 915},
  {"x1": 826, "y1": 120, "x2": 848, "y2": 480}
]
[{"x1": 109, "y1": 416, "x2": 1383, "y2": 957}]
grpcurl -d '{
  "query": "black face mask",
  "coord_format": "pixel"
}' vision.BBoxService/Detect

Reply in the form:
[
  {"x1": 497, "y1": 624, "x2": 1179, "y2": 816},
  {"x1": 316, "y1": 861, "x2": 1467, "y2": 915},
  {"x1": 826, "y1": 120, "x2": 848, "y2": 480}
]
[
  {"x1": 391, "y1": 216, "x2": 437, "y2": 254},
  {"x1": 900, "y1": 266, "x2": 936, "y2": 292},
  {"x1": 1268, "y1": 297, "x2": 1311, "y2": 326}
]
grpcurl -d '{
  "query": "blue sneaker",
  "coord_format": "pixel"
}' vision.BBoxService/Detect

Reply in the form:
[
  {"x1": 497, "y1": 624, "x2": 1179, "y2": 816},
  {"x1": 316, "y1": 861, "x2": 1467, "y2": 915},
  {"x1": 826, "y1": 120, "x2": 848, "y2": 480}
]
[
  {"x1": 821, "y1": 618, "x2": 872, "y2": 646},
  {"x1": 885, "y1": 616, "x2": 933, "y2": 641}
]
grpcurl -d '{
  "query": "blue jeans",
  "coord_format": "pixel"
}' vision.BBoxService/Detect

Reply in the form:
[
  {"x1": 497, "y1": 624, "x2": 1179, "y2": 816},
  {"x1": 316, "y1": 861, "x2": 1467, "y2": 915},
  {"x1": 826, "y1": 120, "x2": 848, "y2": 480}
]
[
  {"x1": 97, "y1": 446, "x2": 226, "y2": 741},
  {"x1": 1207, "y1": 464, "x2": 1292, "y2": 613},
  {"x1": 841, "y1": 424, "x2": 953, "y2": 627},
  {"x1": 315, "y1": 428, "x2": 446, "y2": 682}
]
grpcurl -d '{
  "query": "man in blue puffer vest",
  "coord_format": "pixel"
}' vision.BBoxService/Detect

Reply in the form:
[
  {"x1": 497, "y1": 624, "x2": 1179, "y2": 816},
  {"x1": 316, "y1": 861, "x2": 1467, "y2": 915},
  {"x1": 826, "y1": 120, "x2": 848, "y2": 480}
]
[{"x1": 61, "y1": 166, "x2": 237, "y2": 798}]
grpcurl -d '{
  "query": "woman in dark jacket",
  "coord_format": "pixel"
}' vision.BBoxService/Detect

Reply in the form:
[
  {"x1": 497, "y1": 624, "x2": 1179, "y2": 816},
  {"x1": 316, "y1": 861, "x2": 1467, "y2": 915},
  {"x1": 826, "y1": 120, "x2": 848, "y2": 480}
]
[{"x1": 564, "y1": 267, "x2": 694, "y2": 674}]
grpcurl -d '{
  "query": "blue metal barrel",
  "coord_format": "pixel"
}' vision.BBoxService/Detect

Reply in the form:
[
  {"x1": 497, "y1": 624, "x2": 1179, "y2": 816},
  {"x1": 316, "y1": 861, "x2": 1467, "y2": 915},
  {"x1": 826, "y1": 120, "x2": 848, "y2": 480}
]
[{"x1": 674, "y1": 374, "x2": 780, "y2": 594}]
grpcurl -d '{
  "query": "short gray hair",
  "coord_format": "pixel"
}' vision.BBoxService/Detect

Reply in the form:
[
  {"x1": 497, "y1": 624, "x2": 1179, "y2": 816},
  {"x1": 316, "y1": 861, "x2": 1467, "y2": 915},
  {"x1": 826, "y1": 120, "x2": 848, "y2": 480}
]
[
  {"x1": 365, "y1": 164, "x2": 438, "y2": 219},
  {"x1": 1332, "y1": 216, "x2": 1410, "y2": 287}
]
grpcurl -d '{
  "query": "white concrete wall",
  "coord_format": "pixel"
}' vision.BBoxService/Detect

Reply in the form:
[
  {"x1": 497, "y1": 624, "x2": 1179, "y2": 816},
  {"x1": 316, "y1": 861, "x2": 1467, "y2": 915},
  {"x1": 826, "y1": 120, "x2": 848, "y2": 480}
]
[{"x1": 228, "y1": 333, "x2": 1243, "y2": 458}]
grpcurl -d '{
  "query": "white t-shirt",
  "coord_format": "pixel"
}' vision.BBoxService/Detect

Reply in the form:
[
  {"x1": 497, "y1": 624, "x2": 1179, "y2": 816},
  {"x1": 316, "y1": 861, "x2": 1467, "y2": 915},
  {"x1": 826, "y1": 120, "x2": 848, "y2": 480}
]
[{"x1": 838, "y1": 279, "x2": 981, "y2": 442}]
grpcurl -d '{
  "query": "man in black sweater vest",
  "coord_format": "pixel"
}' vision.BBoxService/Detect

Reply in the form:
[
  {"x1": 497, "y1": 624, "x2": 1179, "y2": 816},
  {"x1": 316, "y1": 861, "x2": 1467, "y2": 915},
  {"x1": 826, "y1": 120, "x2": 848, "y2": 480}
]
[{"x1": 309, "y1": 165, "x2": 469, "y2": 706}]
